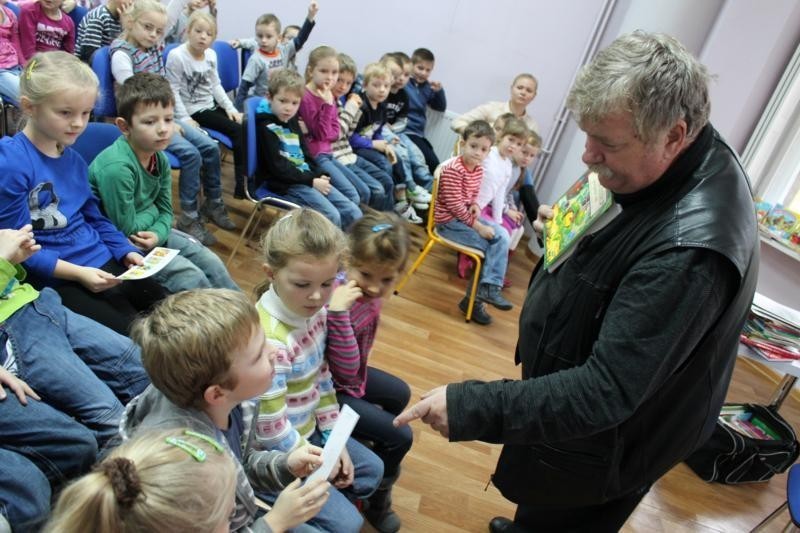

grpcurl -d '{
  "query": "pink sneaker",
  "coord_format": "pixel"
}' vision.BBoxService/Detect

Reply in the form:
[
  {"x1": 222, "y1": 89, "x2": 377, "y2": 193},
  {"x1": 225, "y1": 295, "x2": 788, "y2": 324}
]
[{"x1": 457, "y1": 253, "x2": 474, "y2": 279}]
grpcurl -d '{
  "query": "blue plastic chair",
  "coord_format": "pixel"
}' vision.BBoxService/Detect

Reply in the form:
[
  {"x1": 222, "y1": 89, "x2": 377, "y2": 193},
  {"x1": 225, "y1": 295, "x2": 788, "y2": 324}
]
[
  {"x1": 240, "y1": 47, "x2": 253, "y2": 75},
  {"x1": 212, "y1": 40, "x2": 240, "y2": 93},
  {"x1": 68, "y1": 5, "x2": 88, "y2": 28},
  {"x1": 71, "y1": 122, "x2": 122, "y2": 165},
  {"x1": 4, "y1": 2, "x2": 19, "y2": 17},
  {"x1": 90, "y1": 46, "x2": 117, "y2": 118},
  {"x1": 751, "y1": 463, "x2": 800, "y2": 531},
  {"x1": 227, "y1": 96, "x2": 299, "y2": 265}
]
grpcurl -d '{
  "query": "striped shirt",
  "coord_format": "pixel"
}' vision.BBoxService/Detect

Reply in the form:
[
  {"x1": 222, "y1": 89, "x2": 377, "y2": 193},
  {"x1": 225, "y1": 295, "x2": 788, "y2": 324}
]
[
  {"x1": 434, "y1": 155, "x2": 484, "y2": 226},
  {"x1": 74, "y1": 5, "x2": 121, "y2": 62},
  {"x1": 255, "y1": 287, "x2": 340, "y2": 453},
  {"x1": 110, "y1": 37, "x2": 165, "y2": 81},
  {"x1": 326, "y1": 291, "x2": 382, "y2": 398}
]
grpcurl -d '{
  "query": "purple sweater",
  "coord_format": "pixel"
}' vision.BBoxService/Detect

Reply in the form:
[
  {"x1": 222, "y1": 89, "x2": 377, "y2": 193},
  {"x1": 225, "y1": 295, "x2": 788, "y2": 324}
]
[{"x1": 298, "y1": 90, "x2": 339, "y2": 158}]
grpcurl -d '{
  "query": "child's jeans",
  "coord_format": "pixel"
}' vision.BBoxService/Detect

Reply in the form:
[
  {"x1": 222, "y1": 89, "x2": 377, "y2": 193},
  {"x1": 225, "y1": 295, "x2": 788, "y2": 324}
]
[
  {"x1": 153, "y1": 229, "x2": 240, "y2": 293},
  {"x1": 257, "y1": 433, "x2": 383, "y2": 533},
  {"x1": 346, "y1": 157, "x2": 393, "y2": 210},
  {"x1": 314, "y1": 154, "x2": 364, "y2": 206},
  {"x1": 0, "y1": 66, "x2": 21, "y2": 104},
  {"x1": 0, "y1": 288, "x2": 149, "y2": 442},
  {"x1": 282, "y1": 183, "x2": 362, "y2": 229},
  {"x1": 436, "y1": 218, "x2": 510, "y2": 287},
  {"x1": 405, "y1": 133, "x2": 440, "y2": 173},
  {"x1": 169, "y1": 122, "x2": 223, "y2": 213},
  {"x1": 385, "y1": 129, "x2": 434, "y2": 191}
]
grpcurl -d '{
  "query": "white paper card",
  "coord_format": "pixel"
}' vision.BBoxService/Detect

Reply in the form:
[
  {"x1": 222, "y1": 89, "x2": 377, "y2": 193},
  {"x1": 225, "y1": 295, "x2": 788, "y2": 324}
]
[
  {"x1": 117, "y1": 247, "x2": 179, "y2": 280},
  {"x1": 306, "y1": 405, "x2": 360, "y2": 484}
]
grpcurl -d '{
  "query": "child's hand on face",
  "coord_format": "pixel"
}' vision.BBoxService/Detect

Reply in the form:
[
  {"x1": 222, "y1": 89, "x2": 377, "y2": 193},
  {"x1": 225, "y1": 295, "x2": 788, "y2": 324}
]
[
  {"x1": 307, "y1": 0, "x2": 319, "y2": 21},
  {"x1": 287, "y1": 444, "x2": 324, "y2": 477},
  {"x1": 118, "y1": 0, "x2": 135, "y2": 27},
  {"x1": 328, "y1": 279, "x2": 362, "y2": 312},
  {"x1": 0, "y1": 225, "x2": 41, "y2": 264},
  {"x1": 312, "y1": 176, "x2": 332, "y2": 195},
  {"x1": 430, "y1": 80, "x2": 442, "y2": 92},
  {"x1": 329, "y1": 447, "x2": 354, "y2": 489},
  {"x1": 265, "y1": 478, "x2": 329, "y2": 532},
  {"x1": 129, "y1": 231, "x2": 159, "y2": 251},
  {"x1": 76, "y1": 266, "x2": 121, "y2": 293},
  {"x1": 227, "y1": 110, "x2": 244, "y2": 124}
]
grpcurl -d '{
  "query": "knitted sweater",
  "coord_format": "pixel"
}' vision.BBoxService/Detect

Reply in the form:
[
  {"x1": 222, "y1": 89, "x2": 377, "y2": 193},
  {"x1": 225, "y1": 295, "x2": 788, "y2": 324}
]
[
  {"x1": 434, "y1": 155, "x2": 483, "y2": 226},
  {"x1": 255, "y1": 287, "x2": 340, "y2": 452},
  {"x1": 331, "y1": 96, "x2": 361, "y2": 165},
  {"x1": 326, "y1": 292, "x2": 382, "y2": 398},
  {"x1": 88, "y1": 136, "x2": 173, "y2": 245},
  {"x1": 298, "y1": 89, "x2": 339, "y2": 158}
]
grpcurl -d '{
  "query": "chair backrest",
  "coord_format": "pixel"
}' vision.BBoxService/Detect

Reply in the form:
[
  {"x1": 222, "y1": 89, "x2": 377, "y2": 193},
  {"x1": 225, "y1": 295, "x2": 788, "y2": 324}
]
[
  {"x1": 212, "y1": 40, "x2": 239, "y2": 93},
  {"x1": 68, "y1": 5, "x2": 88, "y2": 28},
  {"x1": 71, "y1": 122, "x2": 122, "y2": 165},
  {"x1": 163, "y1": 42, "x2": 180, "y2": 65},
  {"x1": 241, "y1": 47, "x2": 252, "y2": 75},
  {"x1": 4, "y1": 2, "x2": 20, "y2": 18},
  {"x1": 244, "y1": 95, "x2": 263, "y2": 177},
  {"x1": 91, "y1": 46, "x2": 117, "y2": 117}
]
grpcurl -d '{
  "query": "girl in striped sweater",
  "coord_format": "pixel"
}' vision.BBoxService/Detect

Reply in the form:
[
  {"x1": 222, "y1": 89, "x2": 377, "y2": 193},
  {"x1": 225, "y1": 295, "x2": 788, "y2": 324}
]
[
  {"x1": 254, "y1": 208, "x2": 383, "y2": 533},
  {"x1": 326, "y1": 210, "x2": 412, "y2": 533}
]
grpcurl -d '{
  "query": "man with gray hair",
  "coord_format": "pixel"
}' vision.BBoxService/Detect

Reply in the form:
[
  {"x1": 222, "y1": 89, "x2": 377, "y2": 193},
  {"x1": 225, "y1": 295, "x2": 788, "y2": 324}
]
[{"x1": 394, "y1": 31, "x2": 759, "y2": 531}]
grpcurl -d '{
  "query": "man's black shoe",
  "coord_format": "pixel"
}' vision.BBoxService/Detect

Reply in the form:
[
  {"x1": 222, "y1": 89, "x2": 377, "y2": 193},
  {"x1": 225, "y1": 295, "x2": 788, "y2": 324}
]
[{"x1": 489, "y1": 516, "x2": 526, "y2": 533}]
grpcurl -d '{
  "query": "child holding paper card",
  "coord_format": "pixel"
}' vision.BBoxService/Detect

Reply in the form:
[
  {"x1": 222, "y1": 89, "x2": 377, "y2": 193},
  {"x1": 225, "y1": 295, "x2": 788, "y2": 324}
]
[
  {"x1": 253, "y1": 208, "x2": 383, "y2": 533},
  {"x1": 0, "y1": 52, "x2": 166, "y2": 334}
]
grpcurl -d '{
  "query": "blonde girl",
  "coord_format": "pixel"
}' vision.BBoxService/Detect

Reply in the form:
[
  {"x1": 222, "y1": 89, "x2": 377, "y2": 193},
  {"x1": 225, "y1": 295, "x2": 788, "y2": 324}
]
[
  {"x1": 254, "y1": 208, "x2": 383, "y2": 533},
  {"x1": 325, "y1": 209, "x2": 412, "y2": 533},
  {"x1": 298, "y1": 45, "x2": 374, "y2": 210},
  {"x1": 165, "y1": 10, "x2": 246, "y2": 198},
  {"x1": 451, "y1": 72, "x2": 540, "y2": 135},
  {"x1": 0, "y1": 52, "x2": 165, "y2": 334},
  {"x1": 109, "y1": 0, "x2": 233, "y2": 244},
  {"x1": 45, "y1": 429, "x2": 237, "y2": 533}
]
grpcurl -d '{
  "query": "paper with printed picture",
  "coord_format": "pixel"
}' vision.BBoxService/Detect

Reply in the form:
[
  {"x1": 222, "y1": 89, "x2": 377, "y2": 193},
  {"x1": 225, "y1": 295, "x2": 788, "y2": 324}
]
[{"x1": 117, "y1": 247, "x2": 179, "y2": 280}]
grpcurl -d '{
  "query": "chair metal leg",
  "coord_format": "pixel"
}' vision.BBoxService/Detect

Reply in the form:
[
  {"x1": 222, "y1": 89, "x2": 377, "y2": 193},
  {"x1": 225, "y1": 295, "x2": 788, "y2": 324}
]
[
  {"x1": 227, "y1": 204, "x2": 261, "y2": 266},
  {"x1": 394, "y1": 239, "x2": 435, "y2": 295},
  {"x1": 465, "y1": 256, "x2": 482, "y2": 322},
  {"x1": 751, "y1": 500, "x2": 789, "y2": 532}
]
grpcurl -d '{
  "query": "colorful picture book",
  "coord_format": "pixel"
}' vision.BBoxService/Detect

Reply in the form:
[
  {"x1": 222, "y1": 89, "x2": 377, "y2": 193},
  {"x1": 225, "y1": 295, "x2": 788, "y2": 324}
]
[
  {"x1": 543, "y1": 171, "x2": 619, "y2": 272},
  {"x1": 740, "y1": 292, "x2": 800, "y2": 362},
  {"x1": 117, "y1": 247, "x2": 179, "y2": 280}
]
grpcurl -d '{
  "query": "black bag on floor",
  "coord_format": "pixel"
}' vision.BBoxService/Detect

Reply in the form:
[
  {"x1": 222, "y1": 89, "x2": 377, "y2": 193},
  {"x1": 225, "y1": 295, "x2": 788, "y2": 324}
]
[{"x1": 685, "y1": 403, "x2": 799, "y2": 484}]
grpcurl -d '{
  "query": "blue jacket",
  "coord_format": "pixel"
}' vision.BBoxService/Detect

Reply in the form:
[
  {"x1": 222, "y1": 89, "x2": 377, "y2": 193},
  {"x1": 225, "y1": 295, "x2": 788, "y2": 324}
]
[
  {"x1": 0, "y1": 133, "x2": 138, "y2": 285},
  {"x1": 404, "y1": 79, "x2": 446, "y2": 136}
]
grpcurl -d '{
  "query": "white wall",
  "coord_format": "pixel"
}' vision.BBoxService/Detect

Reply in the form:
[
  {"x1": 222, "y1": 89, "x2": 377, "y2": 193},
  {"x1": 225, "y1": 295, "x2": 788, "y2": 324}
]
[{"x1": 216, "y1": 0, "x2": 607, "y2": 143}]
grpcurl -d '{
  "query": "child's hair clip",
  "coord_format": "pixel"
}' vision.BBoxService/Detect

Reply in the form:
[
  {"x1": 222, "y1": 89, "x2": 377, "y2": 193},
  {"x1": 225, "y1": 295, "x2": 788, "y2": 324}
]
[
  {"x1": 166, "y1": 436, "x2": 207, "y2": 462},
  {"x1": 184, "y1": 430, "x2": 224, "y2": 453},
  {"x1": 26, "y1": 59, "x2": 37, "y2": 80},
  {"x1": 371, "y1": 223, "x2": 392, "y2": 233}
]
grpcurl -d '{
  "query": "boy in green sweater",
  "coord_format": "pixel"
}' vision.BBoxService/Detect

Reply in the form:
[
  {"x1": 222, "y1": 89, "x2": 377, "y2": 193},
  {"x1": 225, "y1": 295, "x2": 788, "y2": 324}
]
[{"x1": 89, "y1": 72, "x2": 239, "y2": 294}]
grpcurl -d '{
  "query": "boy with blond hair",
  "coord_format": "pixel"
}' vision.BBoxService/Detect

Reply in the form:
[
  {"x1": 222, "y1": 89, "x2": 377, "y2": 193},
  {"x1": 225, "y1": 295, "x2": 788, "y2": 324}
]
[
  {"x1": 89, "y1": 72, "x2": 239, "y2": 294},
  {"x1": 121, "y1": 289, "x2": 330, "y2": 533},
  {"x1": 404, "y1": 47, "x2": 446, "y2": 173}
]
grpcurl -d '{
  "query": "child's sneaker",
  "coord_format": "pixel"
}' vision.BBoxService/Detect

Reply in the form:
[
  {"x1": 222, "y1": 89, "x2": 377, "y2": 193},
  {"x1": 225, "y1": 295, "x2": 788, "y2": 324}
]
[
  {"x1": 407, "y1": 185, "x2": 431, "y2": 210},
  {"x1": 458, "y1": 297, "x2": 492, "y2": 325},
  {"x1": 176, "y1": 213, "x2": 217, "y2": 246},
  {"x1": 394, "y1": 201, "x2": 423, "y2": 224}
]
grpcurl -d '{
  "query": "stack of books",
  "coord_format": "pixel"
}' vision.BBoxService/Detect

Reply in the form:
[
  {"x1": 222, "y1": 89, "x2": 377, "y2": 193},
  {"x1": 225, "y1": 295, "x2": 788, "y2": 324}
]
[
  {"x1": 719, "y1": 405, "x2": 779, "y2": 440},
  {"x1": 740, "y1": 293, "x2": 800, "y2": 362}
]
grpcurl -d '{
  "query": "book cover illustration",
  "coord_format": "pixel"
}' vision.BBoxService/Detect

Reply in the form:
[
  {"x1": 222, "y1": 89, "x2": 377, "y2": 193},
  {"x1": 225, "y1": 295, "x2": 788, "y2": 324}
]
[{"x1": 543, "y1": 171, "x2": 616, "y2": 271}]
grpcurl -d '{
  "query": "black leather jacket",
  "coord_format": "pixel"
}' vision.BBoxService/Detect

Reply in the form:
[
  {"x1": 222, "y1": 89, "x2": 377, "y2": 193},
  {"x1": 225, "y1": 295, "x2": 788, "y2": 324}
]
[{"x1": 447, "y1": 125, "x2": 759, "y2": 506}]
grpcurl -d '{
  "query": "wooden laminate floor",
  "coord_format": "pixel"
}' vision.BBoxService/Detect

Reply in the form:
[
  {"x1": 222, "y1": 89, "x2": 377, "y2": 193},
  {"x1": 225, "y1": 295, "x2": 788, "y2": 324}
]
[{"x1": 198, "y1": 162, "x2": 797, "y2": 533}]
